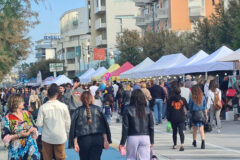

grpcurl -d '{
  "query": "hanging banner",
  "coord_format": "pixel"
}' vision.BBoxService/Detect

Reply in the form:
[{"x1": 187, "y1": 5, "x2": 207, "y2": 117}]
[{"x1": 94, "y1": 48, "x2": 105, "y2": 60}]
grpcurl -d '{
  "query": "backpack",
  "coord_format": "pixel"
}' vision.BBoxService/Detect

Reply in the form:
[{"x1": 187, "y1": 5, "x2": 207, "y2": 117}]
[{"x1": 213, "y1": 91, "x2": 222, "y2": 110}]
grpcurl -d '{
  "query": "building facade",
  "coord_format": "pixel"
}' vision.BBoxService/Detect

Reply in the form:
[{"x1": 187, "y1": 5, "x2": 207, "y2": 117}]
[
  {"x1": 90, "y1": 0, "x2": 141, "y2": 60},
  {"x1": 35, "y1": 33, "x2": 60, "y2": 61},
  {"x1": 56, "y1": 7, "x2": 91, "y2": 77},
  {"x1": 135, "y1": 0, "x2": 223, "y2": 33}
]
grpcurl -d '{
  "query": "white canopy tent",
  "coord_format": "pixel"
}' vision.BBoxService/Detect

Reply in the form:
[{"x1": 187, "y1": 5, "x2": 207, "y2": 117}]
[
  {"x1": 90, "y1": 67, "x2": 107, "y2": 81},
  {"x1": 135, "y1": 53, "x2": 188, "y2": 78},
  {"x1": 48, "y1": 75, "x2": 72, "y2": 85},
  {"x1": 164, "y1": 50, "x2": 209, "y2": 76},
  {"x1": 218, "y1": 50, "x2": 240, "y2": 62},
  {"x1": 179, "y1": 46, "x2": 234, "y2": 74},
  {"x1": 120, "y1": 57, "x2": 154, "y2": 79},
  {"x1": 79, "y1": 68, "x2": 95, "y2": 83}
]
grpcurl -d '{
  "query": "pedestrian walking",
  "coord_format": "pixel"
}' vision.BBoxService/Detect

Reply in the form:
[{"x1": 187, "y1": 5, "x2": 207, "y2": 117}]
[
  {"x1": 69, "y1": 91, "x2": 111, "y2": 160},
  {"x1": 161, "y1": 80, "x2": 168, "y2": 119},
  {"x1": 36, "y1": 83, "x2": 71, "y2": 160},
  {"x1": 1, "y1": 94, "x2": 40, "y2": 159},
  {"x1": 141, "y1": 82, "x2": 152, "y2": 105},
  {"x1": 90, "y1": 81, "x2": 98, "y2": 97},
  {"x1": 29, "y1": 89, "x2": 41, "y2": 110},
  {"x1": 189, "y1": 85, "x2": 208, "y2": 149},
  {"x1": 150, "y1": 80, "x2": 165, "y2": 124},
  {"x1": 122, "y1": 84, "x2": 132, "y2": 111},
  {"x1": 167, "y1": 83, "x2": 188, "y2": 151},
  {"x1": 207, "y1": 80, "x2": 222, "y2": 133},
  {"x1": 22, "y1": 88, "x2": 30, "y2": 110},
  {"x1": 120, "y1": 89, "x2": 154, "y2": 160},
  {"x1": 64, "y1": 77, "x2": 84, "y2": 117}
]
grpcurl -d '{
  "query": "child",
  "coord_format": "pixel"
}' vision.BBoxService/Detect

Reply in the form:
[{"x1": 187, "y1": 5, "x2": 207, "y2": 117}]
[{"x1": 104, "y1": 94, "x2": 112, "y2": 124}]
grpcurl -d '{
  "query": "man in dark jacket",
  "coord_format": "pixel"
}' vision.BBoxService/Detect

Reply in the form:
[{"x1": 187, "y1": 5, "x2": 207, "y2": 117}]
[{"x1": 150, "y1": 80, "x2": 165, "y2": 124}]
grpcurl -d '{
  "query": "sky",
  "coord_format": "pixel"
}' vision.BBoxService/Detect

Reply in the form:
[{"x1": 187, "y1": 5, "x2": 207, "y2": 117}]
[{"x1": 25, "y1": 0, "x2": 86, "y2": 63}]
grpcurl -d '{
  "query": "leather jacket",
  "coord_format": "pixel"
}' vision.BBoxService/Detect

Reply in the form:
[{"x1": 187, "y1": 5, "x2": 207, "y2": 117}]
[
  {"x1": 120, "y1": 106, "x2": 154, "y2": 145},
  {"x1": 69, "y1": 105, "x2": 112, "y2": 148}
]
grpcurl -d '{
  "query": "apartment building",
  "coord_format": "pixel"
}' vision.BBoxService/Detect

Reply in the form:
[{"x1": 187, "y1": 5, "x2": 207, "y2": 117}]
[
  {"x1": 35, "y1": 33, "x2": 59, "y2": 61},
  {"x1": 56, "y1": 7, "x2": 91, "y2": 77},
  {"x1": 135, "y1": 0, "x2": 224, "y2": 33},
  {"x1": 90, "y1": 0, "x2": 141, "y2": 59}
]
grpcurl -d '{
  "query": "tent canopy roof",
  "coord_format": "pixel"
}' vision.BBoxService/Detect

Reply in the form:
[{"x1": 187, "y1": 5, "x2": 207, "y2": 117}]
[
  {"x1": 218, "y1": 51, "x2": 240, "y2": 62},
  {"x1": 50, "y1": 75, "x2": 72, "y2": 85},
  {"x1": 79, "y1": 68, "x2": 95, "y2": 79},
  {"x1": 120, "y1": 57, "x2": 154, "y2": 79},
  {"x1": 194, "y1": 46, "x2": 233, "y2": 65},
  {"x1": 178, "y1": 46, "x2": 234, "y2": 74},
  {"x1": 164, "y1": 50, "x2": 209, "y2": 75},
  {"x1": 111, "y1": 62, "x2": 134, "y2": 76},
  {"x1": 137, "y1": 53, "x2": 187, "y2": 77}
]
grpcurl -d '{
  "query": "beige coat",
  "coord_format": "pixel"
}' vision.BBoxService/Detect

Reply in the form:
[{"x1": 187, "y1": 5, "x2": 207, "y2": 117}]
[{"x1": 141, "y1": 88, "x2": 152, "y2": 101}]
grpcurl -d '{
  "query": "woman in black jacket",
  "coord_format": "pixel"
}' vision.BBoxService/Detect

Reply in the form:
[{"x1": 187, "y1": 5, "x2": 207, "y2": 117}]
[
  {"x1": 167, "y1": 83, "x2": 188, "y2": 151},
  {"x1": 69, "y1": 91, "x2": 112, "y2": 160},
  {"x1": 119, "y1": 89, "x2": 154, "y2": 159}
]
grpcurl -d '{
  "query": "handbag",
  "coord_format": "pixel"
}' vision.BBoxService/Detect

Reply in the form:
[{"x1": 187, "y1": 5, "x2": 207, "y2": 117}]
[
  {"x1": 226, "y1": 89, "x2": 236, "y2": 97},
  {"x1": 151, "y1": 148, "x2": 159, "y2": 160},
  {"x1": 166, "y1": 122, "x2": 172, "y2": 133},
  {"x1": 204, "y1": 122, "x2": 212, "y2": 132},
  {"x1": 192, "y1": 110, "x2": 206, "y2": 123}
]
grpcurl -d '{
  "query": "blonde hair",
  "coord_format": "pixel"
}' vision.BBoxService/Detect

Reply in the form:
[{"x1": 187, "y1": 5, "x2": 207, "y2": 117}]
[
  {"x1": 125, "y1": 84, "x2": 131, "y2": 91},
  {"x1": 141, "y1": 82, "x2": 147, "y2": 88},
  {"x1": 7, "y1": 94, "x2": 24, "y2": 112}
]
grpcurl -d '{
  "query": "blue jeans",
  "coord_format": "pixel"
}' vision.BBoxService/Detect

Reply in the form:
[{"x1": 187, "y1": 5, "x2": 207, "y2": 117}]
[
  {"x1": 154, "y1": 99, "x2": 163, "y2": 123},
  {"x1": 105, "y1": 114, "x2": 111, "y2": 124},
  {"x1": 162, "y1": 102, "x2": 167, "y2": 119}
]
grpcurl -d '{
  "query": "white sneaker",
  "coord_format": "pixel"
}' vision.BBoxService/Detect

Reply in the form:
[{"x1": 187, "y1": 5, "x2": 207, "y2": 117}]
[{"x1": 217, "y1": 129, "x2": 221, "y2": 134}]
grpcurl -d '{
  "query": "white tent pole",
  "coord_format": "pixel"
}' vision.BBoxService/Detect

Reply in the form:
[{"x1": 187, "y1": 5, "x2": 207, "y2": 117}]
[
  {"x1": 205, "y1": 72, "x2": 208, "y2": 80},
  {"x1": 183, "y1": 74, "x2": 185, "y2": 82}
]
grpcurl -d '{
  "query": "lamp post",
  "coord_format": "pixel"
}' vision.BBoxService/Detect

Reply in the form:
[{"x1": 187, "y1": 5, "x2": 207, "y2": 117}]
[{"x1": 147, "y1": 0, "x2": 158, "y2": 33}]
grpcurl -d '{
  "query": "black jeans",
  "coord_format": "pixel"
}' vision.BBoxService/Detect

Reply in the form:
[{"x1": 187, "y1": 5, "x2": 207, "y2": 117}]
[
  {"x1": 77, "y1": 134, "x2": 104, "y2": 160},
  {"x1": 172, "y1": 122, "x2": 185, "y2": 145}
]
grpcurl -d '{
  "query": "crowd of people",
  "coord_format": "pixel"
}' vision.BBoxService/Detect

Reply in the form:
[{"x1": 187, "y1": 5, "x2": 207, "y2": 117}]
[{"x1": 0, "y1": 74, "x2": 233, "y2": 159}]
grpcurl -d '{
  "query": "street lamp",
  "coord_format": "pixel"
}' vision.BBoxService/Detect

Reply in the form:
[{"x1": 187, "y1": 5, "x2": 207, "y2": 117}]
[{"x1": 146, "y1": 0, "x2": 158, "y2": 33}]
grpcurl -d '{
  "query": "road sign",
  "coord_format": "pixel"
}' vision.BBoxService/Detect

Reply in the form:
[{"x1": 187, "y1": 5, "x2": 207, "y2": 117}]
[{"x1": 49, "y1": 63, "x2": 63, "y2": 72}]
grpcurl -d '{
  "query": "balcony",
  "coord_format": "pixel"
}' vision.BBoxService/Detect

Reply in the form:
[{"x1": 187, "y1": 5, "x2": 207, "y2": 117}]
[
  {"x1": 95, "y1": 18, "x2": 106, "y2": 30},
  {"x1": 145, "y1": 14, "x2": 153, "y2": 24},
  {"x1": 189, "y1": 6, "x2": 205, "y2": 19},
  {"x1": 136, "y1": 16, "x2": 146, "y2": 27},
  {"x1": 96, "y1": 35, "x2": 107, "y2": 46},
  {"x1": 156, "y1": 8, "x2": 168, "y2": 20},
  {"x1": 95, "y1": 5, "x2": 106, "y2": 14},
  {"x1": 134, "y1": 0, "x2": 151, "y2": 7}
]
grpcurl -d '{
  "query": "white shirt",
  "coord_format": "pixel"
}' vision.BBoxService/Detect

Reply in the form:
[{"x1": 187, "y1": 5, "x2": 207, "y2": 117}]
[
  {"x1": 180, "y1": 87, "x2": 191, "y2": 103},
  {"x1": 113, "y1": 84, "x2": 119, "y2": 98},
  {"x1": 207, "y1": 88, "x2": 222, "y2": 109},
  {"x1": 36, "y1": 100, "x2": 71, "y2": 144},
  {"x1": 90, "y1": 85, "x2": 99, "y2": 97},
  {"x1": 204, "y1": 83, "x2": 209, "y2": 97}
]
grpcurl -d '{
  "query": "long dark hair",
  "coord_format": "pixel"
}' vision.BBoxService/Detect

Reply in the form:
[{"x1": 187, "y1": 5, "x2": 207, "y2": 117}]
[
  {"x1": 191, "y1": 85, "x2": 203, "y2": 106},
  {"x1": 81, "y1": 91, "x2": 93, "y2": 125},
  {"x1": 209, "y1": 79, "x2": 217, "y2": 92},
  {"x1": 130, "y1": 89, "x2": 146, "y2": 119}
]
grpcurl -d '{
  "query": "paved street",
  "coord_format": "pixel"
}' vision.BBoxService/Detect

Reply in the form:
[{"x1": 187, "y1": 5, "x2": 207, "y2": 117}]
[
  {"x1": 1, "y1": 113, "x2": 240, "y2": 160},
  {"x1": 110, "y1": 113, "x2": 240, "y2": 160}
]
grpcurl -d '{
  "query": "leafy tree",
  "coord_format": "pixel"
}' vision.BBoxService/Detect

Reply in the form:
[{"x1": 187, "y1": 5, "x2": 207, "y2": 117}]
[
  {"x1": 116, "y1": 29, "x2": 142, "y2": 65},
  {"x1": 142, "y1": 30, "x2": 197, "y2": 61},
  {"x1": 0, "y1": 0, "x2": 42, "y2": 81},
  {"x1": 26, "y1": 59, "x2": 65, "y2": 79}
]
